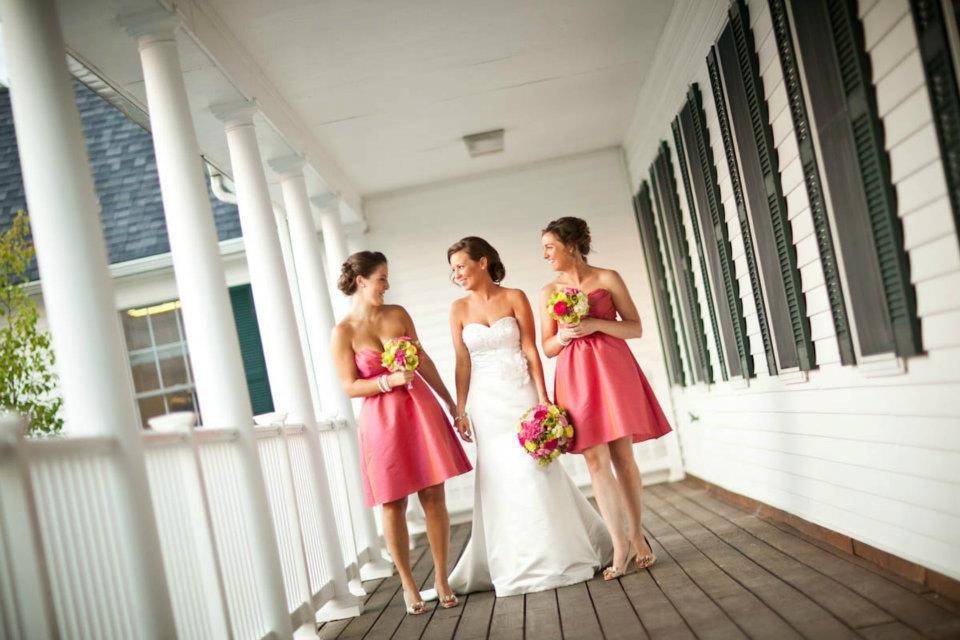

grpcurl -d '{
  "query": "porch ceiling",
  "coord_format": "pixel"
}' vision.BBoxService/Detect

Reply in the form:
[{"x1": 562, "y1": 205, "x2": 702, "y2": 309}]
[
  {"x1": 51, "y1": 0, "x2": 671, "y2": 205},
  {"x1": 208, "y1": 0, "x2": 672, "y2": 195}
]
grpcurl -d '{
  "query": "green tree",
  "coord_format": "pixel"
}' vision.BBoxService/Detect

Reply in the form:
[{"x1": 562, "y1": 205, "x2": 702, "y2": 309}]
[{"x1": 0, "y1": 211, "x2": 62, "y2": 435}]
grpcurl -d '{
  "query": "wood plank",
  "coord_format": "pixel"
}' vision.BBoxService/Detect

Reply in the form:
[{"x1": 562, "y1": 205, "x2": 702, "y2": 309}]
[
  {"x1": 556, "y1": 582, "x2": 603, "y2": 639},
  {"x1": 857, "y1": 621, "x2": 925, "y2": 640},
  {"x1": 620, "y1": 569, "x2": 696, "y2": 640},
  {"x1": 363, "y1": 538, "x2": 438, "y2": 640},
  {"x1": 669, "y1": 483, "x2": 960, "y2": 639},
  {"x1": 317, "y1": 618, "x2": 351, "y2": 640},
  {"x1": 639, "y1": 531, "x2": 746, "y2": 639},
  {"x1": 488, "y1": 594, "x2": 523, "y2": 640},
  {"x1": 656, "y1": 486, "x2": 888, "y2": 630},
  {"x1": 452, "y1": 591, "x2": 495, "y2": 640},
  {"x1": 642, "y1": 500, "x2": 804, "y2": 639},
  {"x1": 586, "y1": 575, "x2": 648, "y2": 640},
  {"x1": 523, "y1": 589, "x2": 561, "y2": 640}
]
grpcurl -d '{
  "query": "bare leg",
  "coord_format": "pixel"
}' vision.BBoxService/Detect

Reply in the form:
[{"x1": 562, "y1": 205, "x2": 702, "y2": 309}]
[
  {"x1": 418, "y1": 483, "x2": 455, "y2": 601},
  {"x1": 583, "y1": 443, "x2": 630, "y2": 575},
  {"x1": 609, "y1": 436, "x2": 652, "y2": 563},
  {"x1": 381, "y1": 496, "x2": 422, "y2": 608}
]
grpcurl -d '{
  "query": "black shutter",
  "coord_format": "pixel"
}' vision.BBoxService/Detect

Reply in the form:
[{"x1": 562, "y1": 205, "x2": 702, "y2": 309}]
[
  {"x1": 788, "y1": 0, "x2": 922, "y2": 358},
  {"x1": 672, "y1": 116, "x2": 729, "y2": 380},
  {"x1": 633, "y1": 184, "x2": 686, "y2": 386},
  {"x1": 650, "y1": 161, "x2": 696, "y2": 382},
  {"x1": 651, "y1": 142, "x2": 714, "y2": 383},
  {"x1": 911, "y1": 0, "x2": 960, "y2": 249},
  {"x1": 679, "y1": 85, "x2": 753, "y2": 379},
  {"x1": 229, "y1": 284, "x2": 275, "y2": 415},
  {"x1": 707, "y1": 46, "x2": 778, "y2": 375},
  {"x1": 769, "y1": 0, "x2": 856, "y2": 365}
]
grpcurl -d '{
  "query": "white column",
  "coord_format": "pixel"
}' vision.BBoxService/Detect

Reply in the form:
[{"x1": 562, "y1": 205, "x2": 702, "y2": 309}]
[
  {"x1": 278, "y1": 163, "x2": 392, "y2": 580},
  {"x1": 344, "y1": 222, "x2": 369, "y2": 256},
  {"x1": 0, "y1": 0, "x2": 177, "y2": 635},
  {"x1": 217, "y1": 106, "x2": 362, "y2": 618},
  {"x1": 131, "y1": 18, "x2": 291, "y2": 637},
  {"x1": 312, "y1": 193, "x2": 351, "y2": 318}
]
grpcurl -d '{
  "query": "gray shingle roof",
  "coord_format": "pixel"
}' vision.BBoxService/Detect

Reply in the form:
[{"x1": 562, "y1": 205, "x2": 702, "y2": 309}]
[{"x1": 0, "y1": 79, "x2": 242, "y2": 281}]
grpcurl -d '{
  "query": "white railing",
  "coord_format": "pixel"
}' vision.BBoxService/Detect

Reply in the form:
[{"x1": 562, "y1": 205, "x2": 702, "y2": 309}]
[
  {"x1": 316, "y1": 421, "x2": 361, "y2": 575},
  {"x1": 0, "y1": 412, "x2": 378, "y2": 639}
]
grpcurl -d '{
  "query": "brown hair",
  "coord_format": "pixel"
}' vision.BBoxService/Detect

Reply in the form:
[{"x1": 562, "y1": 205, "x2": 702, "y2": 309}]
[
  {"x1": 542, "y1": 216, "x2": 591, "y2": 257},
  {"x1": 446, "y1": 236, "x2": 506, "y2": 283},
  {"x1": 337, "y1": 251, "x2": 387, "y2": 295}
]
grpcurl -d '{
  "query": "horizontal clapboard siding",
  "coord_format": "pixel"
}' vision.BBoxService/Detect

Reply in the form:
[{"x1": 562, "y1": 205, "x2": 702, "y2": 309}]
[{"x1": 625, "y1": 0, "x2": 960, "y2": 581}]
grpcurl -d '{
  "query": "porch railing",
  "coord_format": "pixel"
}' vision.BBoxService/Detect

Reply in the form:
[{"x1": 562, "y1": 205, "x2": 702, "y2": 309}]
[{"x1": 0, "y1": 414, "x2": 375, "y2": 639}]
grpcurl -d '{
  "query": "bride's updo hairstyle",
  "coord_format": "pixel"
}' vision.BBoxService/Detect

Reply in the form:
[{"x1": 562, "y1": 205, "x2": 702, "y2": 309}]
[
  {"x1": 542, "y1": 216, "x2": 591, "y2": 259},
  {"x1": 338, "y1": 250, "x2": 387, "y2": 295},
  {"x1": 447, "y1": 236, "x2": 506, "y2": 284}
]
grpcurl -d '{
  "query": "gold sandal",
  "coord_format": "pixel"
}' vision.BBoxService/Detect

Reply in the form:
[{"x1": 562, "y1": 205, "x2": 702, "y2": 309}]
[
  {"x1": 403, "y1": 591, "x2": 427, "y2": 615},
  {"x1": 635, "y1": 535, "x2": 657, "y2": 571},
  {"x1": 602, "y1": 549, "x2": 637, "y2": 581},
  {"x1": 438, "y1": 593, "x2": 459, "y2": 609}
]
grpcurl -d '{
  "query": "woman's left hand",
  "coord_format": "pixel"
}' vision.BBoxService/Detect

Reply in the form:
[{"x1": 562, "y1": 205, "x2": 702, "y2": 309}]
[{"x1": 567, "y1": 318, "x2": 599, "y2": 338}]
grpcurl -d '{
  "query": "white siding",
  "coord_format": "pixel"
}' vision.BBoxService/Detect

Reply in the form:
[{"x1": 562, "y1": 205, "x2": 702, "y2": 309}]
[
  {"x1": 624, "y1": 0, "x2": 960, "y2": 581},
  {"x1": 363, "y1": 148, "x2": 684, "y2": 514}
]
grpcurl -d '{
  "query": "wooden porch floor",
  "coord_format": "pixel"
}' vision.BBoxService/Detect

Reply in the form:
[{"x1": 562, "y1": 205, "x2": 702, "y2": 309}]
[{"x1": 319, "y1": 481, "x2": 960, "y2": 639}]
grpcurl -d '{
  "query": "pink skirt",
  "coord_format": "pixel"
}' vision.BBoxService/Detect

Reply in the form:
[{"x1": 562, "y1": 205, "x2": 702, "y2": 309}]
[
  {"x1": 554, "y1": 333, "x2": 672, "y2": 453},
  {"x1": 356, "y1": 371, "x2": 472, "y2": 506}
]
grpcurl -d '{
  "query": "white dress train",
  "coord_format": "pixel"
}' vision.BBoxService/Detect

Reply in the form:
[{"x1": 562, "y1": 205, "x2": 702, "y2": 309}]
[{"x1": 448, "y1": 317, "x2": 612, "y2": 597}]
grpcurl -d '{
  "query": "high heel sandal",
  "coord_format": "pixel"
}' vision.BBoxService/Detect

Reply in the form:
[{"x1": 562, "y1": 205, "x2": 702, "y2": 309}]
[
  {"x1": 438, "y1": 592, "x2": 459, "y2": 609},
  {"x1": 635, "y1": 535, "x2": 657, "y2": 571},
  {"x1": 403, "y1": 591, "x2": 427, "y2": 615},
  {"x1": 602, "y1": 548, "x2": 637, "y2": 581}
]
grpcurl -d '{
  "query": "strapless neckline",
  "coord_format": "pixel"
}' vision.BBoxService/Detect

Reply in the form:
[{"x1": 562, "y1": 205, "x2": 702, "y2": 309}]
[{"x1": 463, "y1": 316, "x2": 518, "y2": 331}]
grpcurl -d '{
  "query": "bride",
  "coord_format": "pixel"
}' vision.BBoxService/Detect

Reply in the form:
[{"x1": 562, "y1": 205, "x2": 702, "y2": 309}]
[{"x1": 443, "y1": 236, "x2": 611, "y2": 597}]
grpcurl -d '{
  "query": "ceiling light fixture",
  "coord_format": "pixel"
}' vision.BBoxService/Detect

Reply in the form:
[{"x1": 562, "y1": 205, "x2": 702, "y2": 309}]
[{"x1": 463, "y1": 128, "x2": 505, "y2": 157}]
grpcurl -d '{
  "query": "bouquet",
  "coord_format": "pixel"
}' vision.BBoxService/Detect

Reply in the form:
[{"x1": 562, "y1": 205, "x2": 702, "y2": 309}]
[
  {"x1": 517, "y1": 403, "x2": 574, "y2": 466},
  {"x1": 382, "y1": 336, "x2": 420, "y2": 390},
  {"x1": 547, "y1": 287, "x2": 589, "y2": 325}
]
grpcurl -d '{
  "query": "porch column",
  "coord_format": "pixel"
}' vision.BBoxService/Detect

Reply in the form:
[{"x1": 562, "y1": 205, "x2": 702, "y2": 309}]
[
  {"x1": 345, "y1": 222, "x2": 369, "y2": 255},
  {"x1": 131, "y1": 16, "x2": 291, "y2": 636},
  {"x1": 217, "y1": 106, "x2": 363, "y2": 618},
  {"x1": 0, "y1": 0, "x2": 176, "y2": 634},
  {"x1": 312, "y1": 193, "x2": 351, "y2": 318},
  {"x1": 277, "y1": 163, "x2": 392, "y2": 580}
]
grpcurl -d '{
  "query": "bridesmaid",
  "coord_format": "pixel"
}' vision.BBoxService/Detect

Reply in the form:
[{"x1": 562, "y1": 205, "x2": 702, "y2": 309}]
[
  {"x1": 538, "y1": 217, "x2": 671, "y2": 579},
  {"x1": 331, "y1": 250, "x2": 472, "y2": 614}
]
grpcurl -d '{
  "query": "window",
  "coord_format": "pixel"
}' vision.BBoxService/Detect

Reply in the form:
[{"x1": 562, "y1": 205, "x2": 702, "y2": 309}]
[
  {"x1": 120, "y1": 283, "x2": 274, "y2": 428},
  {"x1": 121, "y1": 300, "x2": 198, "y2": 428}
]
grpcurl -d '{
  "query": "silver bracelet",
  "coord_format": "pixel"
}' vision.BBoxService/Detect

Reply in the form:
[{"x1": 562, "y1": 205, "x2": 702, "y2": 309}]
[
  {"x1": 557, "y1": 334, "x2": 571, "y2": 346},
  {"x1": 377, "y1": 374, "x2": 390, "y2": 393}
]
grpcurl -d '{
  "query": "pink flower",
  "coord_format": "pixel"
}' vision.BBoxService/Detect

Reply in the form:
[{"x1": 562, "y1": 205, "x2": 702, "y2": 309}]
[
  {"x1": 565, "y1": 287, "x2": 578, "y2": 295},
  {"x1": 552, "y1": 301, "x2": 568, "y2": 316},
  {"x1": 543, "y1": 438, "x2": 558, "y2": 451},
  {"x1": 533, "y1": 407, "x2": 548, "y2": 422}
]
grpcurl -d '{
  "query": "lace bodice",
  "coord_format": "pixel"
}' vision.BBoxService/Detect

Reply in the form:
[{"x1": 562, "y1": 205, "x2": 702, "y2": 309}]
[{"x1": 461, "y1": 316, "x2": 531, "y2": 388}]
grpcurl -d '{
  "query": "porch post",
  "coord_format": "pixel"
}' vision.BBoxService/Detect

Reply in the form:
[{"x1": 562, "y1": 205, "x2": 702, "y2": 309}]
[
  {"x1": 312, "y1": 193, "x2": 351, "y2": 318},
  {"x1": 129, "y1": 14, "x2": 291, "y2": 636},
  {"x1": 217, "y1": 106, "x2": 363, "y2": 618},
  {"x1": 0, "y1": 0, "x2": 176, "y2": 634},
  {"x1": 277, "y1": 164, "x2": 393, "y2": 580}
]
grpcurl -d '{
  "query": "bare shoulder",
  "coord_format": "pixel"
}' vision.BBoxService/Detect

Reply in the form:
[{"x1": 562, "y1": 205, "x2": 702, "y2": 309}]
[
  {"x1": 596, "y1": 267, "x2": 626, "y2": 288},
  {"x1": 540, "y1": 280, "x2": 562, "y2": 298},
  {"x1": 381, "y1": 303, "x2": 409, "y2": 319},
  {"x1": 331, "y1": 320, "x2": 353, "y2": 345},
  {"x1": 449, "y1": 296, "x2": 469, "y2": 318},
  {"x1": 502, "y1": 286, "x2": 528, "y2": 302}
]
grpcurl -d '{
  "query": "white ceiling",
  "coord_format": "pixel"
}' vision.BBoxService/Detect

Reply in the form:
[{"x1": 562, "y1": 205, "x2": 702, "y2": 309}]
[{"x1": 203, "y1": 0, "x2": 674, "y2": 195}]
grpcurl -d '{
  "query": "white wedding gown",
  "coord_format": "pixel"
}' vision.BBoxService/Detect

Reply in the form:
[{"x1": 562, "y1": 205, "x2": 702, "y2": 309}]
[{"x1": 448, "y1": 316, "x2": 612, "y2": 597}]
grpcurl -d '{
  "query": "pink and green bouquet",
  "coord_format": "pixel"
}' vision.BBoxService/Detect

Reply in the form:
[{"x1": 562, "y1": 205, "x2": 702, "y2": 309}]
[
  {"x1": 517, "y1": 403, "x2": 574, "y2": 466},
  {"x1": 382, "y1": 336, "x2": 420, "y2": 389},
  {"x1": 547, "y1": 287, "x2": 589, "y2": 325}
]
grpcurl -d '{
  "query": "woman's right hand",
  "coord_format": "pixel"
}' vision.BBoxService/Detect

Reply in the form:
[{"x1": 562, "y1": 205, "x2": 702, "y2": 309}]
[
  {"x1": 387, "y1": 370, "x2": 415, "y2": 388},
  {"x1": 557, "y1": 325, "x2": 578, "y2": 345}
]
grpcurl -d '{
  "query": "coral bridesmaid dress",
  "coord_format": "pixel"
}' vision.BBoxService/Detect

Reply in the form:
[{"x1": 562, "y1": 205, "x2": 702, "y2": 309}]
[
  {"x1": 354, "y1": 348, "x2": 472, "y2": 506},
  {"x1": 554, "y1": 288, "x2": 672, "y2": 453}
]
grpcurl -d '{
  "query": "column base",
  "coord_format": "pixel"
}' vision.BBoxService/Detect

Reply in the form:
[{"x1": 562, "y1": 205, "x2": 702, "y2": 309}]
[
  {"x1": 348, "y1": 576, "x2": 367, "y2": 597},
  {"x1": 316, "y1": 594, "x2": 363, "y2": 622},
  {"x1": 360, "y1": 558, "x2": 394, "y2": 581},
  {"x1": 294, "y1": 621, "x2": 320, "y2": 639}
]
